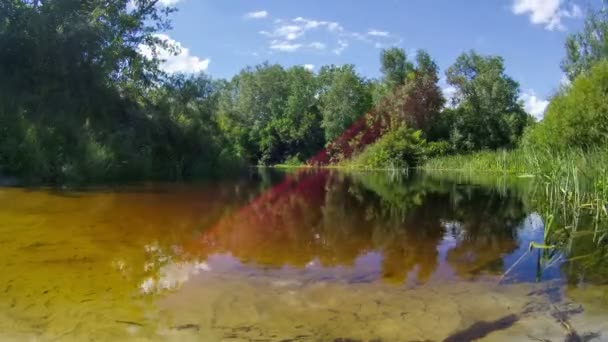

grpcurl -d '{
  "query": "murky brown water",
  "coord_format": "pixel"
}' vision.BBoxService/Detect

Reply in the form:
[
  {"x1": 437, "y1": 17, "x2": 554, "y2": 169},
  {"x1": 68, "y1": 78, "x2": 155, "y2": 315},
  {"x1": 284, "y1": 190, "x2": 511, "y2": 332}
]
[{"x1": 0, "y1": 170, "x2": 607, "y2": 341}]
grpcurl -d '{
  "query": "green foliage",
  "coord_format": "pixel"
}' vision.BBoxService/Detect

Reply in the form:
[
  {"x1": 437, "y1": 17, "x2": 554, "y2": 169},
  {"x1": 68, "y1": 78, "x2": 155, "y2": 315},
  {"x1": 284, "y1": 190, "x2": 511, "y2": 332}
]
[
  {"x1": 423, "y1": 141, "x2": 452, "y2": 159},
  {"x1": 374, "y1": 49, "x2": 444, "y2": 137},
  {"x1": 281, "y1": 155, "x2": 304, "y2": 167},
  {"x1": 318, "y1": 65, "x2": 373, "y2": 142},
  {"x1": 347, "y1": 126, "x2": 426, "y2": 169},
  {"x1": 562, "y1": 2, "x2": 608, "y2": 82},
  {"x1": 525, "y1": 60, "x2": 608, "y2": 150},
  {"x1": 422, "y1": 146, "x2": 608, "y2": 183},
  {"x1": 217, "y1": 63, "x2": 324, "y2": 165},
  {"x1": 380, "y1": 48, "x2": 414, "y2": 89},
  {"x1": 0, "y1": 0, "x2": 241, "y2": 183},
  {"x1": 442, "y1": 51, "x2": 531, "y2": 151},
  {"x1": 2, "y1": 0, "x2": 597, "y2": 183}
]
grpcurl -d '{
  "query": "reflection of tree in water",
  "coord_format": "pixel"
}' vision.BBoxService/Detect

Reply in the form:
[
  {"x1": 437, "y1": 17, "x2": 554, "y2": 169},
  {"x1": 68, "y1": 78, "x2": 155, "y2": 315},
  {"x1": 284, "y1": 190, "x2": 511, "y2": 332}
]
[
  {"x1": 179, "y1": 170, "x2": 529, "y2": 285},
  {"x1": 342, "y1": 173, "x2": 527, "y2": 283},
  {"x1": 442, "y1": 186, "x2": 526, "y2": 278}
]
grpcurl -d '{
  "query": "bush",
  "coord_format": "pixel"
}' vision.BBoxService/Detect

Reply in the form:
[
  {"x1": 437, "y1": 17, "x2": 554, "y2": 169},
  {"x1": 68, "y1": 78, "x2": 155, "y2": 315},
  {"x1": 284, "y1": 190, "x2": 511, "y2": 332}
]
[
  {"x1": 423, "y1": 141, "x2": 452, "y2": 159},
  {"x1": 347, "y1": 125, "x2": 426, "y2": 169},
  {"x1": 525, "y1": 60, "x2": 608, "y2": 150}
]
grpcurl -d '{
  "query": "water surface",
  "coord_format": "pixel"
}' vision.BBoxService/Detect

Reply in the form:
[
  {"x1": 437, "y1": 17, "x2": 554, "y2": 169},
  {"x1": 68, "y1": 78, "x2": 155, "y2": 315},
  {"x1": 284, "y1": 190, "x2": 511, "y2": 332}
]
[{"x1": 0, "y1": 170, "x2": 606, "y2": 341}]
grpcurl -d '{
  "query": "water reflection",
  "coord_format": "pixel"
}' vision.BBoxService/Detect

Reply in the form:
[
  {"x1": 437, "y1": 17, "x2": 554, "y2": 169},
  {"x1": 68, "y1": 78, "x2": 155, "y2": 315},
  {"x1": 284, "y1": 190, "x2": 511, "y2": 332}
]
[
  {"x1": 2, "y1": 170, "x2": 608, "y2": 341},
  {"x1": 159, "y1": 169, "x2": 538, "y2": 289}
]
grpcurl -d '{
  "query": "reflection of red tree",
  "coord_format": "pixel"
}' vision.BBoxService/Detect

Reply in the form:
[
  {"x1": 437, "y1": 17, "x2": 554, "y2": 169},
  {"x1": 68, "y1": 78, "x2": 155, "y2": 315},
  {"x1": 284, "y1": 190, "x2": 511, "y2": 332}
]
[
  {"x1": 187, "y1": 170, "x2": 330, "y2": 266},
  {"x1": 186, "y1": 82, "x2": 444, "y2": 276},
  {"x1": 190, "y1": 102, "x2": 394, "y2": 257}
]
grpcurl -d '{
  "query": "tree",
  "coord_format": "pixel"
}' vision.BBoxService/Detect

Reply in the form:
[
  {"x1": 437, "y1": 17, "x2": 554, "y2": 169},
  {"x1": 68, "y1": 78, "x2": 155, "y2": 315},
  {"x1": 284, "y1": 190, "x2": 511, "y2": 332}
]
[
  {"x1": 0, "y1": 0, "x2": 181, "y2": 181},
  {"x1": 380, "y1": 48, "x2": 414, "y2": 89},
  {"x1": 525, "y1": 60, "x2": 608, "y2": 150},
  {"x1": 148, "y1": 73, "x2": 231, "y2": 179},
  {"x1": 444, "y1": 50, "x2": 530, "y2": 151},
  {"x1": 562, "y1": 2, "x2": 608, "y2": 82},
  {"x1": 217, "y1": 63, "x2": 323, "y2": 165},
  {"x1": 318, "y1": 65, "x2": 373, "y2": 142},
  {"x1": 281, "y1": 67, "x2": 325, "y2": 161},
  {"x1": 0, "y1": 1, "x2": 247, "y2": 182},
  {"x1": 378, "y1": 50, "x2": 444, "y2": 133}
]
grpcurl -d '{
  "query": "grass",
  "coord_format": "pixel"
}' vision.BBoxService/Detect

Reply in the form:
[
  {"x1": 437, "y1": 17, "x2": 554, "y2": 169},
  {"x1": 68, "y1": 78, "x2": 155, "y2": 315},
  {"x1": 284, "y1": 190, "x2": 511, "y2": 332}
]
[{"x1": 421, "y1": 146, "x2": 608, "y2": 184}]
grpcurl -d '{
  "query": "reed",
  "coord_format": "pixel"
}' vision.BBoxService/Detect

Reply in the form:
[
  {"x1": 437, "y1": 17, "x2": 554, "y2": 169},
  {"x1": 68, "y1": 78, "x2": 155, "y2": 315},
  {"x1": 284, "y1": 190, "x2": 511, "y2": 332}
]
[{"x1": 422, "y1": 148, "x2": 608, "y2": 281}]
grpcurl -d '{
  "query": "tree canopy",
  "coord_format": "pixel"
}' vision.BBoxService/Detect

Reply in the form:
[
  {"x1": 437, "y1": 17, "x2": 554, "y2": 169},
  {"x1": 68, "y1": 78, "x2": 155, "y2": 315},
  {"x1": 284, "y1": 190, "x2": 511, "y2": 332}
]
[
  {"x1": 441, "y1": 51, "x2": 530, "y2": 151},
  {"x1": 562, "y1": 1, "x2": 608, "y2": 82},
  {"x1": 0, "y1": 0, "x2": 552, "y2": 182}
]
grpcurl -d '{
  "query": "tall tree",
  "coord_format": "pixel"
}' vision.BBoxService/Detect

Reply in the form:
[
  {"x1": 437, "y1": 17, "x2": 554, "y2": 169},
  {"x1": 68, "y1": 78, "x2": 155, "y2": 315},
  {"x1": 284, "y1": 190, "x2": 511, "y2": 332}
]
[
  {"x1": 318, "y1": 65, "x2": 373, "y2": 142},
  {"x1": 217, "y1": 63, "x2": 323, "y2": 164},
  {"x1": 562, "y1": 1, "x2": 608, "y2": 82},
  {"x1": 0, "y1": 1, "x2": 246, "y2": 181},
  {"x1": 380, "y1": 48, "x2": 414, "y2": 89},
  {"x1": 445, "y1": 50, "x2": 530, "y2": 151},
  {"x1": 378, "y1": 50, "x2": 444, "y2": 133}
]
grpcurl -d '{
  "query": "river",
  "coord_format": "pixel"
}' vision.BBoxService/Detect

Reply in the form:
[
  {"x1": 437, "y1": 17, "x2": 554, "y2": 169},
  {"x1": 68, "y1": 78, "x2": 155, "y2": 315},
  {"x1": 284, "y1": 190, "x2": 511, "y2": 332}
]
[{"x1": 0, "y1": 169, "x2": 606, "y2": 341}]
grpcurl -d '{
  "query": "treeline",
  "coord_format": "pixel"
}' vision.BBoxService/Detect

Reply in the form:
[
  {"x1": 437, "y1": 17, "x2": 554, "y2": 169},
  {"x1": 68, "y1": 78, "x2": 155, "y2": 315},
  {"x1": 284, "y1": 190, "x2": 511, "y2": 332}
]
[
  {"x1": 423, "y1": 2, "x2": 608, "y2": 175},
  {"x1": 2, "y1": 0, "x2": 602, "y2": 183}
]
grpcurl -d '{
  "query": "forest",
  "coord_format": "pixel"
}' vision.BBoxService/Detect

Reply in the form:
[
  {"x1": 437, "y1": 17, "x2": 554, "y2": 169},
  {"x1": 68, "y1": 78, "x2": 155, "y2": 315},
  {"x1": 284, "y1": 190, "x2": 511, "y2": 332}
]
[{"x1": 0, "y1": 0, "x2": 607, "y2": 183}]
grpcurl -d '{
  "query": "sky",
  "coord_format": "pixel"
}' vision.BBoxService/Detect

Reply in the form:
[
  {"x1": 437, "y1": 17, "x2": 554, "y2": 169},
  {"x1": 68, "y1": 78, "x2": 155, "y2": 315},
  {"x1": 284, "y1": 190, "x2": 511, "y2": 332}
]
[{"x1": 145, "y1": 0, "x2": 602, "y2": 120}]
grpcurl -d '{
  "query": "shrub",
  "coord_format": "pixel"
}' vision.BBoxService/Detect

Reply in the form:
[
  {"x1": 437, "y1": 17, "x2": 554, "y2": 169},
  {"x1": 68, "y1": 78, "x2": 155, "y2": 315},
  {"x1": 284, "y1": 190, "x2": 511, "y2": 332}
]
[
  {"x1": 348, "y1": 125, "x2": 426, "y2": 169},
  {"x1": 525, "y1": 60, "x2": 608, "y2": 150}
]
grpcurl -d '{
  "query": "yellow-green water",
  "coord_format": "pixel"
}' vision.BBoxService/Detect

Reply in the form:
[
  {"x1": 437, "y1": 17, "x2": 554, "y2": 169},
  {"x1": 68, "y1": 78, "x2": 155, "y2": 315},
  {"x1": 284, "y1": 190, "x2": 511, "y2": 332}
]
[{"x1": 0, "y1": 170, "x2": 606, "y2": 341}]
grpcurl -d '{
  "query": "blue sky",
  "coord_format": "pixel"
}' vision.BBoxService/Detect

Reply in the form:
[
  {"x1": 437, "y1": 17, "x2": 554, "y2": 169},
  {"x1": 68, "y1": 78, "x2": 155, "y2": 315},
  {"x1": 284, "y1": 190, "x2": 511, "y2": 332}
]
[{"x1": 147, "y1": 0, "x2": 601, "y2": 119}]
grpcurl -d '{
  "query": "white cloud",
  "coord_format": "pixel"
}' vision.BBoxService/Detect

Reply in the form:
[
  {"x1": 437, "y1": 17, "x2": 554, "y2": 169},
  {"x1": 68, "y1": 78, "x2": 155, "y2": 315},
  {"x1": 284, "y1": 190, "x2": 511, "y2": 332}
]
[
  {"x1": 254, "y1": 15, "x2": 396, "y2": 56},
  {"x1": 520, "y1": 90, "x2": 549, "y2": 120},
  {"x1": 368, "y1": 29, "x2": 389, "y2": 37},
  {"x1": 127, "y1": 0, "x2": 179, "y2": 11},
  {"x1": 442, "y1": 86, "x2": 458, "y2": 107},
  {"x1": 303, "y1": 64, "x2": 315, "y2": 71},
  {"x1": 159, "y1": 0, "x2": 180, "y2": 6},
  {"x1": 245, "y1": 10, "x2": 269, "y2": 19},
  {"x1": 333, "y1": 40, "x2": 349, "y2": 55},
  {"x1": 262, "y1": 17, "x2": 343, "y2": 42},
  {"x1": 512, "y1": 0, "x2": 582, "y2": 31},
  {"x1": 269, "y1": 41, "x2": 303, "y2": 52},
  {"x1": 268, "y1": 41, "x2": 325, "y2": 52},
  {"x1": 351, "y1": 32, "x2": 371, "y2": 42},
  {"x1": 139, "y1": 34, "x2": 210, "y2": 74},
  {"x1": 309, "y1": 41, "x2": 326, "y2": 50}
]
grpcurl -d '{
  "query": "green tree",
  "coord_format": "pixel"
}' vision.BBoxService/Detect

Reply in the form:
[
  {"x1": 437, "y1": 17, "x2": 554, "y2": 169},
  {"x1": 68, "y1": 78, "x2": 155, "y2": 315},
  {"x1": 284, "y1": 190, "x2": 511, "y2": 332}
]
[
  {"x1": 281, "y1": 66, "x2": 324, "y2": 161},
  {"x1": 0, "y1": 0, "x2": 179, "y2": 181},
  {"x1": 445, "y1": 51, "x2": 530, "y2": 151},
  {"x1": 0, "y1": 0, "x2": 244, "y2": 182},
  {"x1": 217, "y1": 63, "x2": 323, "y2": 165},
  {"x1": 562, "y1": 2, "x2": 608, "y2": 82},
  {"x1": 148, "y1": 74, "x2": 235, "y2": 179},
  {"x1": 380, "y1": 47, "x2": 414, "y2": 89},
  {"x1": 378, "y1": 50, "x2": 444, "y2": 133},
  {"x1": 525, "y1": 60, "x2": 608, "y2": 150},
  {"x1": 318, "y1": 65, "x2": 373, "y2": 142}
]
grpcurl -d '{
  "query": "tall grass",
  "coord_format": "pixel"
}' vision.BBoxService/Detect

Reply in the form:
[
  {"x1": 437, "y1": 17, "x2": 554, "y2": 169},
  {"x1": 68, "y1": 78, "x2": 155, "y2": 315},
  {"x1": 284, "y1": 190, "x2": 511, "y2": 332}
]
[
  {"x1": 421, "y1": 146, "x2": 608, "y2": 185},
  {"x1": 422, "y1": 146, "x2": 608, "y2": 277}
]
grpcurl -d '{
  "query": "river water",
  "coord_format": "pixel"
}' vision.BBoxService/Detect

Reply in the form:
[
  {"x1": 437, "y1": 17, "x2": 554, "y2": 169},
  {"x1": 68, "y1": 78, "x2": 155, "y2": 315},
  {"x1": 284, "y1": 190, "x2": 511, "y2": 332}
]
[{"x1": 0, "y1": 169, "x2": 606, "y2": 341}]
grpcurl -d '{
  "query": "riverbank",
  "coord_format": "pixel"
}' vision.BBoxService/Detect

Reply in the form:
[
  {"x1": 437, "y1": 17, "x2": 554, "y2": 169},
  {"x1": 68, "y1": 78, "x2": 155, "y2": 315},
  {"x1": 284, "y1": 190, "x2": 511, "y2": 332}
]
[{"x1": 421, "y1": 147, "x2": 608, "y2": 185}]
